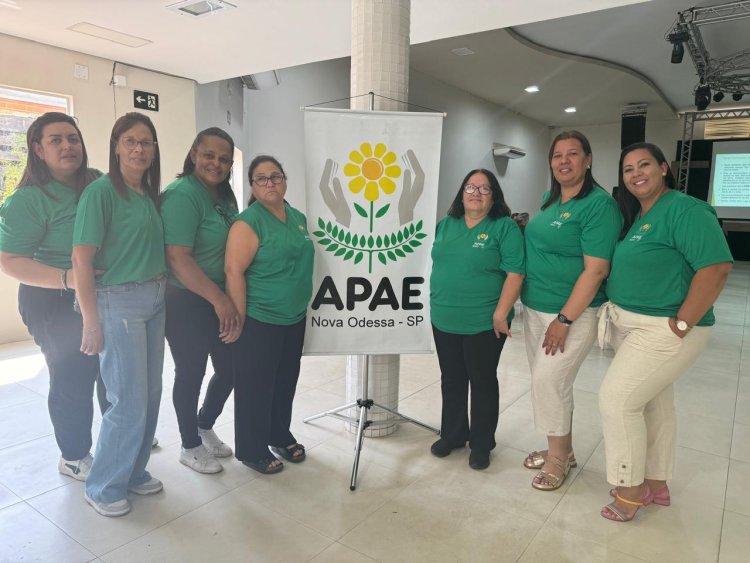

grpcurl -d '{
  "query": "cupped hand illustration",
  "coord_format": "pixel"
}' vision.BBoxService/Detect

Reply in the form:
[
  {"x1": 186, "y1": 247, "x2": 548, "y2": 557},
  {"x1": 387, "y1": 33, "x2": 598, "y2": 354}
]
[
  {"x1": 319, "y1": 159, "x2": 351, "y2": 227},
  {"x1": 398, "y1": 149, "x2": 424, "y2": 225}
]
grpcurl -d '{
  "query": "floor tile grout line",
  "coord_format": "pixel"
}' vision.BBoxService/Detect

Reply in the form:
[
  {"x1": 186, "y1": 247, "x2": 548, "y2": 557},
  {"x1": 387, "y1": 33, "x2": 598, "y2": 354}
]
[{"x1": 22, "y1": 497, "x2": 98, "y2": 560}]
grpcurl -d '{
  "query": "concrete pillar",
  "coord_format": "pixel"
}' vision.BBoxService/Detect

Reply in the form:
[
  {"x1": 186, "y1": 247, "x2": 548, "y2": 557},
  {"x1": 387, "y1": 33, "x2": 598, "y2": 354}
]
[{"x1": 346, "y1": 0, "x2": 410, "y2": 436}]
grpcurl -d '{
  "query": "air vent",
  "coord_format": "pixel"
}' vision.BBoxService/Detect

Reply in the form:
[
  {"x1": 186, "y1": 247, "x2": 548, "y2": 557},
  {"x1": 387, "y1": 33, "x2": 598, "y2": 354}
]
[
  {"x1": 240, "y1": 71, "x2": 280, "y2": 90},
  {"x1": 167, "y1": 0, "x2": 236, "y2": 18}
]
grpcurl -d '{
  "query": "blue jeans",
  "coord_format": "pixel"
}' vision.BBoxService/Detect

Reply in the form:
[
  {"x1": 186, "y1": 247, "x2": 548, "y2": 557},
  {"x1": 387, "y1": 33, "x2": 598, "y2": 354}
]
[{"x1": 85, "y1": 279, "x2": 165, "y2": 503}]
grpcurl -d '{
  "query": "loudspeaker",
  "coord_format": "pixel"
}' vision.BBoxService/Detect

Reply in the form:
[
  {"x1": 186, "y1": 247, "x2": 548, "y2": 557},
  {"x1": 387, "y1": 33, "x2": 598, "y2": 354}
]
[{"x1": 621, "y1": 114, "x2": 646, "y2": 149}]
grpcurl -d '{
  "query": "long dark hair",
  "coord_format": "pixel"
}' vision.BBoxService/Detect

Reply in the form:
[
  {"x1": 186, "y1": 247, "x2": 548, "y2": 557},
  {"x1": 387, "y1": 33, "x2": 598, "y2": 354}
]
[
  {"x1": 247, "y1": 154, "x2": 286, "y2": 206},
  {"x1": 18, "y1": 112, "x2": 97, "y2": 198},
  {"x1": 177, "y1": 127, "x2": 237, "y2": 209},
  {"x1": 542, "y1": 130, "x2": 598, "y2": 210},
  {"x1": 447, "y1": 168, "x2": 511, "y2": 219},
  {"x1": 108, "y1": 112, "x2": 161, "y2": 209},
  {"x1": 616, "y1": 142, "x2": 675, "y2": 239}
]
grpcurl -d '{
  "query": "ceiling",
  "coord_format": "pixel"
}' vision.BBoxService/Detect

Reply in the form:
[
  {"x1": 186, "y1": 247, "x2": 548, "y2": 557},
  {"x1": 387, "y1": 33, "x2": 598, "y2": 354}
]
[{"x1": 1, "y1": 0, "x2": 748, "y2": 127}]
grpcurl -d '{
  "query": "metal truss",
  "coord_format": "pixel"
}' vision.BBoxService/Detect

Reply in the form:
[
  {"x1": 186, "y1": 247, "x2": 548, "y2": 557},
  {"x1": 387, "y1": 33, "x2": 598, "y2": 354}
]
[
  {"x1": 677, "y1": 108, "x2": 750, "y2": 193},
  {"x1": 668, "y1": 1, "x2": 750, "y2": 96}
]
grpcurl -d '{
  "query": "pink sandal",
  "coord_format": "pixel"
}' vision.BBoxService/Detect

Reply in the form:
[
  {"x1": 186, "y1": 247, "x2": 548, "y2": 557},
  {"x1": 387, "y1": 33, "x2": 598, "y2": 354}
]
[
  {"x1": 601, "y1": 486, "x2": 653, "y2": 522},
  {"x1": 610, "y1": 484, "x2": 670, "y2": 506}
]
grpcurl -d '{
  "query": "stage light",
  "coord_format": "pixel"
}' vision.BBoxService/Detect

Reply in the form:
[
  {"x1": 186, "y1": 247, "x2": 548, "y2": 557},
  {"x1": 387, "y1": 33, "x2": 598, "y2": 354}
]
[
  {"x1": 667, "y1": 30, "x2": 688, "y2": 64},
  {"x1": 671, "y1": 41, "x2": 685, "y2": 64},
  {"x1": 732, "y1": 92, "x2": 744, "y2": 101},
  {"x1": 713, "y1": 91, "x2": 725, "y2": 102},
  {"x1": 695, "y1": 85, "x2": 711, "y2": 110}
]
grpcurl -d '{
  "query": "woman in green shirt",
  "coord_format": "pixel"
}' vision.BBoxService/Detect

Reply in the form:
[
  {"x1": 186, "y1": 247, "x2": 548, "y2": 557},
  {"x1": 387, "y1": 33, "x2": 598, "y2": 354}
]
[
  {"x1": 72, "y1": 112, "x2": 166, "y2": 517},
  {"x1": 162, "y1": 128, "x2": 239, "y2": 474},
  {"x1": 225, "y1": 155, "x2": 314, "y2": 474},
  {"x1": 521, "y1": 131, "x2": 622, "y2": 491},
  {"x1": 429, "y1": 169, "x2": 525, "y2": 470},
  {"x1": 599, "y1": 143, "x2": 732, "y2": 521},
  {"x1": 0, "y1": 112, "x2": 102, "y2": 482}
]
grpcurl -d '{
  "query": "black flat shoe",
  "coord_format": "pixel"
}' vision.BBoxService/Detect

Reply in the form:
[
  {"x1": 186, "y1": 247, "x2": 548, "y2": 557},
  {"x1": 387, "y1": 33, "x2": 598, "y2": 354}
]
[
  {"x1": 469, "y1": 449, "x2": 490, "y2": 470},
  {"x1": 430, "y1": 438, "x2": 465, "y2": 458},
  {"x1": 270, "y1": 444, "x2": 306, "y2": 463},
  {"x1": 242, "y1": 458, "x2": 283, "y2": 474}
]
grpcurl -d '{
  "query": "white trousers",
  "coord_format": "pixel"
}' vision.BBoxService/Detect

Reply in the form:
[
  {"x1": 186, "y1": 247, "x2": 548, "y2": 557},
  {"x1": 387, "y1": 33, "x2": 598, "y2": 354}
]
[
  {"x1": 598, "y1": 303, "x2": 710, "y2": 487},
  {"x1": 524, "y1": 306, "x2": 598, "y2": 436}
]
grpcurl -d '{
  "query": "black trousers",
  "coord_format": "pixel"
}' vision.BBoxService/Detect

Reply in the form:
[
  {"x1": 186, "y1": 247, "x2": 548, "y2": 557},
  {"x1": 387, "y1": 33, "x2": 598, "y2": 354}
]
[
  {"x1": 18, "y1": 284, "x2": 103, "y2": 460},
  {"x1": 232, "y1": 316, "x2": 305, "y2": 462},
  {"x1": 432, "y1": 324, "x2": 509, "y2": 451},
  {"x1": 165, "y1": 285, "x2": 234, "y2": 449}
]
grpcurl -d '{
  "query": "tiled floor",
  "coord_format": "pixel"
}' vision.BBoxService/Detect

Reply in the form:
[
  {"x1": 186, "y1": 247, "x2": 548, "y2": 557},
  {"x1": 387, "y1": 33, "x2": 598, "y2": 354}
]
[{"x1": 0, "y1": 262, "x2": 747, "y2": 562}]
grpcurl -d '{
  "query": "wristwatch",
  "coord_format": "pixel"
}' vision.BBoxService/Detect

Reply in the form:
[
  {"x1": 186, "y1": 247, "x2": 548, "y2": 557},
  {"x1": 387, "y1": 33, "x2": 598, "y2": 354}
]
[
  {"x1": 557, "y1": 313, "x2": 573, "y2": 325},
  {"x1": 675, "y1": 318, "x2": 691, "y2": 332}
]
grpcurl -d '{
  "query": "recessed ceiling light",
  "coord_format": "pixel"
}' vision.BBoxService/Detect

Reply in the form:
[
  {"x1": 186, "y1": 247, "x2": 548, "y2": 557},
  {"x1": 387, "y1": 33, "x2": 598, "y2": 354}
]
[
  {"x1": 68, "y1": 22, "x2": 152, "y2": 48},
  {"x1": 451, "y1": 47, "x2": 475, "y2": 56},
  {"x1": 167, "y1": 0, "x2": 237, "y2": 17},
  {"x1": 524, "y1": 85, "x2": 540, "y2": 93},
  {"x1": 564, "y1": 106, "x2": 577, "y2": 113}
]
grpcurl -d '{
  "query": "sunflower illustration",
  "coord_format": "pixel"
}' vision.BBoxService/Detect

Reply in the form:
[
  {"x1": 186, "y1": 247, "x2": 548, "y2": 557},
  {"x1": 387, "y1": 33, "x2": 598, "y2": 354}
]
[{"x1": 344, "y1": 142, "x2": 401, "y2": 202}]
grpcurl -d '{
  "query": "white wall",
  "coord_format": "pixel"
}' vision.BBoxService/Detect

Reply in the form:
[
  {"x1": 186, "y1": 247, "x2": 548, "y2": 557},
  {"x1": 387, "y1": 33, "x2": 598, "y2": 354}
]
[
  {"x1": 409, "y1": 70, "x2": 551, "y2": 217},
  {"x1": 550, "y1": 118, "x2": 685, "y2": 192},
  {"x1": 243, "y1": 57, "x2": 352, "y2": 208},
  {"x1": 0, "y1": 33, "x2": 197, "y2": 344}
]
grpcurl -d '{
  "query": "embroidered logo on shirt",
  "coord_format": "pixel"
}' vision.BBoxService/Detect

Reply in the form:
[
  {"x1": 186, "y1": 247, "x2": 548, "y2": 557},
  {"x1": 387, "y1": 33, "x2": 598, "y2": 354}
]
[
  {"x1": 472, "y1": 233, "x2": 488, "y2": 248},
  {"x1": 299, "y1": 224, "x2": 311, "y2": 240},
  {"x1": 629, "y1": 223, "x2": 651, "y2": 242},
  {"x1": 550, "y1": 211, "x2": 571, "y2": 229}
]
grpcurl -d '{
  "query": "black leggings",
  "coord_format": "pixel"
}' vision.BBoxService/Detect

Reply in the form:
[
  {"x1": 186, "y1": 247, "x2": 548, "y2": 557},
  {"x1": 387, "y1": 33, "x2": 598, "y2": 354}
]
[
  {"x1": 165, "y1": 285, "x2": 234, "y2": 449},
  {"x1": 18, "y1": 284, "x2": 104, "y2": 460},
  {"x1": 232, "y1": 316, "x2": 305, "y2": 462},
  {"x1": 432, "y1": 324, "x2": 509, "y2": 451}
]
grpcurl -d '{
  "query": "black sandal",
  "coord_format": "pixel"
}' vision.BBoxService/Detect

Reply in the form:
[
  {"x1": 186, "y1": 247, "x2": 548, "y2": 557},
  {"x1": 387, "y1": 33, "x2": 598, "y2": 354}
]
[
  {"x1": 242, "y1": 457, "x2": 283, "y2": 474},
  {"x1": 270, "y1": 443, "x2": 306, "y2": 463}
]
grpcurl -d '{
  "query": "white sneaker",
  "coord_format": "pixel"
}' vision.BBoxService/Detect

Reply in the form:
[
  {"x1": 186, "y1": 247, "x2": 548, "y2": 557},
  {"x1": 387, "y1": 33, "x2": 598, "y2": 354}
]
[
  {"x1": 179, "y1": 444, "x2": 223, "y2": 474},
  {"x1": 128, "y1": 477, "x2": 163, "y2": 495},
  {"x1": 84, "y1": 493, "x2": 131, "y2": 517},
  {"x1": 58, "y1": 454, "x2": 93, "y2": 481},
  {"x1": 198, "y1": 428, "x2": 233, "y2": 458}
]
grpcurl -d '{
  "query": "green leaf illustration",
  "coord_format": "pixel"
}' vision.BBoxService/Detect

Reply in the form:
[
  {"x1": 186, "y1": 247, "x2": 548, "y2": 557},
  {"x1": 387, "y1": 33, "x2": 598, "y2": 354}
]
[
  {"x1": 377, "y1": 252, "x2": 386, "y2": 265},
  {"x1": 409, "y1": 240, "x2": 422, "y2": 248},
  {"x1": 367, "y1": 235, "x2": 374, "y2": 248},
  {"x1": 334, "y1": 248, "x2": 346, "y2": 257},
  {"x1": 354, "y1": 203, "x2": 368, "y2": 218},
  {"x1": 397, "y1": 230, "x2": 404, "y2": 243},
  {"x1": 351, "y1": 234, "x2": 359, "y2": 247},
  {"x1": 387, "y1": 250, "x2": 396, "y2": 261},
  {"x1": 376, "y1": 235, "x2": 383, "y2": 248},
  {"x1": 326, "y1": 221, "x2": 333, "y2": 232},
  {"x1": 344, "y1": 250, "x2": 354, "y2": 261},
  {"x1": 403, "y1": 244, "x2": 414, "y2": 253},
  {"x1": 354, "y1": 252, "x2": 364, "y2": 264},
  {"x1": 319, "y1": 238, "x2": 331, "y2": 245},
  {"x1": 375, "y1": 204, "x2": 390, "y2": 218},
  {"x1": 409, "y1": 224, "x2": 415, "y2": 235},
  {"x1": 395, "y1": 248, "x2": 406, "y2": 258},
  {"x1": 327, "y1": 243, "x2": 339, "y2": 252},
  {"x1": 345, "y1": 232, "x2": 351, "y2": 244},
  {"x1": 415, "y1": 232, "x2": 427, "y2": 240},
  {"x1": 416, "y1": 219, "x2": 423, "y2": 231},
  {"x1": 337, "y1": 230, "x2": 345, "y2": 242},
  {"x1": 331, "y1": 225, "x2": 339, "y2": 238},
  {"x1": 317, "y1": 217, "x2": 325, "y2": 229},
  {"x1": 312, "y1": 230, "x2": 325, "y2": 237}
]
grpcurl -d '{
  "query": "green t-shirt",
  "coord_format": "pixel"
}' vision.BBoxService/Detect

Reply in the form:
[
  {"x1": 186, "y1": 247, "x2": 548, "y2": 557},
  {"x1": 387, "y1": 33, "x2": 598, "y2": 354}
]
[
  {"x1": 0, "y1": 172, "x2": 101, "y2": 270},
  {"x1": 522, "y1": 186, "x2": 622, "y2": 313},
  {"x1": 238, "y1": 201, "x2": 314, "y2": 325},
  {"x1": 73, "y1": 175, "x2": 166, "y2": 285},
  {"x1": 161, "y1": 174, "x2": 237, "y2": 290},
  {"x1": 430, "y1": 215, "x2": 525, "y2": 334},
  {"x1": 607, "y1": 190, "x2": 732, "y2": 326}
]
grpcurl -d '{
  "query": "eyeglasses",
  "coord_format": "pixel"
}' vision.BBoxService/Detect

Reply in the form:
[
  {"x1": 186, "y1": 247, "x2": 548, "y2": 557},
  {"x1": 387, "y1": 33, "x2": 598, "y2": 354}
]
[
  {"x1": 464, "y1": 184, "x2": 491, "y2": 195},
  {"x1": 120, "y1": 137, "x2": 156, "y2": 151},
  {"x1": 252, "y1": 173, "x2": 286, "y2": 186},
  {"x1": 214, "y1": 204, "x2": 234, "y2": 227}
]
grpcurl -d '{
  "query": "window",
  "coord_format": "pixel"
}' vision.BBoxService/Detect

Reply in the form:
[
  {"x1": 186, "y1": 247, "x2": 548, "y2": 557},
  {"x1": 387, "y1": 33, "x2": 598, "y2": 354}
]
[{"x1": 0, "y1": 86, "x2": 71, "y2": 202}]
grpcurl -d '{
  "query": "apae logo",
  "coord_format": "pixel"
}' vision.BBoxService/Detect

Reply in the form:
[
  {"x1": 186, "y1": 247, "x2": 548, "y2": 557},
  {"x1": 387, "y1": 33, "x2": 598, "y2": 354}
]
[
  {"x1": 629, "y1": 223, "x2": 652, "y2": 242},
  {"x1": 313, "y1": 142, "x2": 428, "y2": 273}
]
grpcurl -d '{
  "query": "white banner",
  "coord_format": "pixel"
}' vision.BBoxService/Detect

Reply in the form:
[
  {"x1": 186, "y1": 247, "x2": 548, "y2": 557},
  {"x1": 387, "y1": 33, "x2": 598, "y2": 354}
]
[{"x1": 303, "y1": 108, "x2": 443, "y2": 355}]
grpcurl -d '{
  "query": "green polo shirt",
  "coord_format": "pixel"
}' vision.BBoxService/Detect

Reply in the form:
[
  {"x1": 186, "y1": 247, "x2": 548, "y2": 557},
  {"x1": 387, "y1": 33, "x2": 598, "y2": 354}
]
[
  {"x1": 73, "y1": 175, "x2": 165, "y2": 285},
  {"x1": 607, "y1": 190, "x2": 732, "y2": 326},
  {"x1": 522, "y1": 186, "x2": 622, "y2": 313},
  {"x1": 161, "y1": 174, "x2": 237, "y2": 290},
  {"x1": 237, "y1": 201, "x2": 314, "y2": 325},
  {"x1": 0, "y1": 172, "x2": 101, "y2": 270},
  {"x1": 430, "y1": 215, "x2": 525, "y2": 334}
]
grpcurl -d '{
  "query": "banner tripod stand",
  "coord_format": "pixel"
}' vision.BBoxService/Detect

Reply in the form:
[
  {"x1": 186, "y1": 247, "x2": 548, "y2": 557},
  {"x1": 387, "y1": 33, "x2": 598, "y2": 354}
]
[{"x1": 303, "y1": 354, "x2": 439, "y2": 490}]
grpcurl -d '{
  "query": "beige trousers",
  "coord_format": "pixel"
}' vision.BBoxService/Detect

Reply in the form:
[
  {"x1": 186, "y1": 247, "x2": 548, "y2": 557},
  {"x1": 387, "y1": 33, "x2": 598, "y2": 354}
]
[
  {"x1": 524, "y1": 307, "x2": 598, "y2": 436},
  {"x1": 598, "y1": 303, "x2": 710, "y2": 487}
]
